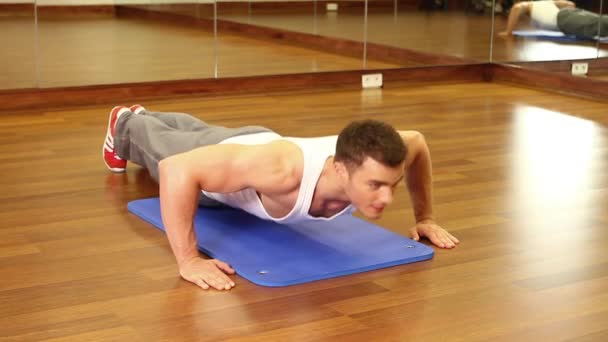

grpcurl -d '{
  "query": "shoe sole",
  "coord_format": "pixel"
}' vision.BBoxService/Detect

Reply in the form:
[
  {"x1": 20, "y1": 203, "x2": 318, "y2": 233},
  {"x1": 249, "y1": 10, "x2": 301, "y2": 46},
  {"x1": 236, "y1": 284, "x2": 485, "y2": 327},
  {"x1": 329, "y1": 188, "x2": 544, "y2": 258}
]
[{"x1": 103, "y1": 106, "x2": 127, "y2": 173}]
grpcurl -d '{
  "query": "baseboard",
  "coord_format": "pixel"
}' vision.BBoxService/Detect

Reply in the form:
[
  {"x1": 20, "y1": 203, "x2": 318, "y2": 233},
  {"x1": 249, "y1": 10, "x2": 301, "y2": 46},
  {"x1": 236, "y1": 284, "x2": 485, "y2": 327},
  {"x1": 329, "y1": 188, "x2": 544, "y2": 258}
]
[
  {"x1": 0, "y1": 64, "x2": 488, "y2": 111},
  {"x1": 490, "y1": 63, "x2": 608, "y2": 101},
  {"x1": 2, "y1": 63, "x2": 606, "y2": 112},
  {"x1": 37, "y1": 5, "x2": 115, "y2": 19},
  {"x1": 509, "y1": 58, "x2": 608, "y2": 77},
  {"x1": 0, "y1": 3, "x2": 35, "y2": 17}
]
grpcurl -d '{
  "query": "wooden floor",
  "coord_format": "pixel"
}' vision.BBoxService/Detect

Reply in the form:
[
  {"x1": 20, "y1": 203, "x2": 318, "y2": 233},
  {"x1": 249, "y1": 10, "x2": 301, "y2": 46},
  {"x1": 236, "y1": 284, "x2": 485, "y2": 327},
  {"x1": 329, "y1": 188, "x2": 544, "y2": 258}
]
[{"x1": 1, "y1": 81, "x2": 607, "y2": 341}]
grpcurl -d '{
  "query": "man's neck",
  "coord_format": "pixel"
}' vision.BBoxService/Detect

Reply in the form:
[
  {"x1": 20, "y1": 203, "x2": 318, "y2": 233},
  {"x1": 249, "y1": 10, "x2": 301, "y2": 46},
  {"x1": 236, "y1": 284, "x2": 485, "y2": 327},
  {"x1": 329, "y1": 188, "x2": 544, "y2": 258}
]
[{"x1": 309, "y1": 157, "x2": 351, "y2": 217}]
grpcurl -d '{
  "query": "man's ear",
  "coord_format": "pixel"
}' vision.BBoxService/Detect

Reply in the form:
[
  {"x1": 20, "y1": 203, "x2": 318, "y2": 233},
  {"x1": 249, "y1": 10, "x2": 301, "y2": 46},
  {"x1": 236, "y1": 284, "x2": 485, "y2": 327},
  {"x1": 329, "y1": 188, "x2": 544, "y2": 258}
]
[{"x1": 334, "y1": 160, "x2": 350, "y2": 181}]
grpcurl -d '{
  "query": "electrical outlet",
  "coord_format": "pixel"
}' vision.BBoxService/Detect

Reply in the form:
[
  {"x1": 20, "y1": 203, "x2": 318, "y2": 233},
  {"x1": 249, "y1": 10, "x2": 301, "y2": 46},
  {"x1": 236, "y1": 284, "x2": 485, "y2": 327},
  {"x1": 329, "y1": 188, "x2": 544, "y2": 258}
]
[
  {"x1": 362, "y1": 73, "x2": 383, "y2": 89},
  {"x1": 326, "y1": 3, "x2": 338, "y2": 11},
  {"x1": 571, "y1": 62, "x2": 588, "y2": 76}
]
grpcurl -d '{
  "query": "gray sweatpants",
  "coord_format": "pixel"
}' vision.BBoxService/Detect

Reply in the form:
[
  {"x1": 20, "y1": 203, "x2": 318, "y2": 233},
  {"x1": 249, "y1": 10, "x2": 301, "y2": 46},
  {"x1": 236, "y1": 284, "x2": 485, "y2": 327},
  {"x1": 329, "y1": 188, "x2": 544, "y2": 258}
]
[
  {"x1": 557, "y1": 8, "x2": 608, "y2": 39},
  {"x1": 113, "y1": 109, "x2": 272, "y2": 205}
]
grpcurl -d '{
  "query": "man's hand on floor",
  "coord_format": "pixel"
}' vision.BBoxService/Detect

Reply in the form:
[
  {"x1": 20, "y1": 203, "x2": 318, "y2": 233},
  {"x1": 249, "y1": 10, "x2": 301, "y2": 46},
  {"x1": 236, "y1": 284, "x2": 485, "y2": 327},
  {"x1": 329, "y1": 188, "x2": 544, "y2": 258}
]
[
  {"x1": 179, "y1": 257, "x2": 236, "y2": 290},
  {"x1": 409, "y1": 220, "x2": 460, "y2": 249}
]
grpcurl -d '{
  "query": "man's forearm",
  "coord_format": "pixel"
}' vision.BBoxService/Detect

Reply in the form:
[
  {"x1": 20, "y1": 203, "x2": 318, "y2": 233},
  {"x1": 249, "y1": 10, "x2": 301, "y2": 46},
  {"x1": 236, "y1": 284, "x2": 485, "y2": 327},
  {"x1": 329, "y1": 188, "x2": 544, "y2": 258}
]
[
  {"x1": 406, "y1": 139, "x2": 435, "y2": 223},
  {"x1": 503, "y1": 4, "x2": 526, "y2": 34},
  {"x1": 159, "y1": 158, "x2": 201, "y2": 267}
]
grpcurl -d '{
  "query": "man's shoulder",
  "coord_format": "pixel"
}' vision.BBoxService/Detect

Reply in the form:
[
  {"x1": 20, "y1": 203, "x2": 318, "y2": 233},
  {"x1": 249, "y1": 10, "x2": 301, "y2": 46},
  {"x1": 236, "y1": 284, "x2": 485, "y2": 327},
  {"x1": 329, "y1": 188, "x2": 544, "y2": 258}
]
[{"x1": 259, "y1": 140, "x2": 305, "y2": 187}]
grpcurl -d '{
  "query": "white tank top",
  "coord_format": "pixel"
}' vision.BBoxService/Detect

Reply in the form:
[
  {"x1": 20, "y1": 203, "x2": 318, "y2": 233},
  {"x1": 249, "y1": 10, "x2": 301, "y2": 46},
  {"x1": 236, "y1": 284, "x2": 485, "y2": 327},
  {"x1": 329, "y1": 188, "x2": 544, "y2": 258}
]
[
  {"x1": 201, "y1": 132, "x2": 354, "y2": 223},
  {"x1": 531, "y1": 0, "x2": 560, "y2": 30}
]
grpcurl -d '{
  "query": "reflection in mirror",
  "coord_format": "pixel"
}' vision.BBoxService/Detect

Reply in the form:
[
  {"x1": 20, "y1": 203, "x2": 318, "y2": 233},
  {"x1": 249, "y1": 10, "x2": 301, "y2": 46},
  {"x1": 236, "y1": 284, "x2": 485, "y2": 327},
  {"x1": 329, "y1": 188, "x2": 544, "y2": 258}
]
[
  {"x1": 217, "y1": 0, "x2": 313, "y2": 77},
  {"x1": 493, "y1": 0, "x2": 607, "y2": 64},
  {"x1": 0, "y1": 0, "x2": 36, "y2": 90},
  {"x1": 216, "y1": 1, "x2": 383, "y2": 77},
  {"x1": 37, "y1": 0, "x2": 215, "y2": 88},
  {"x1": 595, "y1": 0, "x2": 608, "y2": 80},
  {"x1": 365, "y1": 0, "x2": 494, "y2": 68}
]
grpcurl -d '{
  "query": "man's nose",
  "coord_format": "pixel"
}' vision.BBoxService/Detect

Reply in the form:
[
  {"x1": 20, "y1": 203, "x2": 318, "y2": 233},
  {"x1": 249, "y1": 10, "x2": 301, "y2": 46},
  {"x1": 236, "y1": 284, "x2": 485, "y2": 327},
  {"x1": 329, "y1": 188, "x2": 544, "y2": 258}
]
[{"x1": 380, "y1": 186, "x2": 394, "y2": 205}]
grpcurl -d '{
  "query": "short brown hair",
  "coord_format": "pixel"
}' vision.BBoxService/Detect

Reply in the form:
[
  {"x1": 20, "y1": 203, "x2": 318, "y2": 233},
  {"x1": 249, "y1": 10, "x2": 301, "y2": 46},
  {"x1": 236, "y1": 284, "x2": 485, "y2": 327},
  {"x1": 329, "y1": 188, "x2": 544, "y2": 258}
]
[{"x1": 335, "y1": 120, "x2": 407, "y2": 171}]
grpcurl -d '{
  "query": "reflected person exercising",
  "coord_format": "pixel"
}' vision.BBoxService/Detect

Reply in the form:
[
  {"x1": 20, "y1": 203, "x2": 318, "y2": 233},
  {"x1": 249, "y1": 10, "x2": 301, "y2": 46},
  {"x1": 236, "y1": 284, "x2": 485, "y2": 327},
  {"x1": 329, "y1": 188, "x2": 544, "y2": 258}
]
[{"x1": 499, "y1": 0, "x2": 608, "y2": 39}]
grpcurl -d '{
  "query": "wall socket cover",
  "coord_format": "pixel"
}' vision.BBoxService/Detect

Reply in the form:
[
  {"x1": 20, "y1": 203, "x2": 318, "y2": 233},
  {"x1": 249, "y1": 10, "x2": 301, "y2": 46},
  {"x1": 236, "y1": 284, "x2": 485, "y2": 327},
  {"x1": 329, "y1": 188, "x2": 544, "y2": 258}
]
[
  {"x1": 362, "y1": 73, "x2": 383, "y2": 88},
  {"x1": 571, "y1": 62, "x2": 588, "y2": 76}
]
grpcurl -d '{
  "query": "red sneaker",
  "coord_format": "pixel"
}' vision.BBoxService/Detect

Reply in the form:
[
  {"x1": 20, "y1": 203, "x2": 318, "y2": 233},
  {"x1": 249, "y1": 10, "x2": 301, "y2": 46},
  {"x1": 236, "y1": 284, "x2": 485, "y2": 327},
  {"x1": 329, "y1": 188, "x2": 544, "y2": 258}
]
[
  {"x1": 130, "y1": 104, "x2": 146, "y2": 115},
  {"x1": 103, "y1": 106, "x2": 130, "y2": 172}
]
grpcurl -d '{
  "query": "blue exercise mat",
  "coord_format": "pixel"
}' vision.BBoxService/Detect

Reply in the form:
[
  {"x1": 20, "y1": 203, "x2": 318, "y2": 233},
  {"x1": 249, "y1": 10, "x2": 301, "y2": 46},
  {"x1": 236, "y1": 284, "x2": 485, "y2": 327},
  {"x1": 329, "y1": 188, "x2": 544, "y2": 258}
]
[
  {"x1": 128, "y1": 198, "x2": 434, "y2": 287},
  {"x1": 513, "y1": 30, "x2": 608, "y2": 43}
]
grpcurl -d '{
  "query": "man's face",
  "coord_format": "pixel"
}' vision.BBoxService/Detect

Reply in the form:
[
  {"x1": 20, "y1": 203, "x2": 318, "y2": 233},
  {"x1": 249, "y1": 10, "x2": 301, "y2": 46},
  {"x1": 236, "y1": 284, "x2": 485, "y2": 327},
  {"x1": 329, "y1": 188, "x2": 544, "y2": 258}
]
[{"x1": 339, "y1": 157, "x2": 405, "y2": 219}]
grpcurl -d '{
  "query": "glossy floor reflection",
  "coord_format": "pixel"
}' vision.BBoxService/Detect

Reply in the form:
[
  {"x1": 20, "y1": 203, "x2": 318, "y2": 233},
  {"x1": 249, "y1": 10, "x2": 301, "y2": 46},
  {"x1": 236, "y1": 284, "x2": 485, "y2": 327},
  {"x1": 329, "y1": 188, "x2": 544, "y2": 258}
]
[{"x1": 509, "y1": 105, "x2": 605, "y2": 240}]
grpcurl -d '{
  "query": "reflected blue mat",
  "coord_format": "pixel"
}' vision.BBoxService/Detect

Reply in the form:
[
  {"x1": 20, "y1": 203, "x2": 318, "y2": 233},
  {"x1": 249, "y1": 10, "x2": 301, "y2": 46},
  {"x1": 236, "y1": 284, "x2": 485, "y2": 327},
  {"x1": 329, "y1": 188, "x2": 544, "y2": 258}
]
[
  {"x1": 128, "y1": 198, "x2": 434, "y2": 287},
  {"x1": 513, "y1": 30, "x2": 608, "y2": 42}
]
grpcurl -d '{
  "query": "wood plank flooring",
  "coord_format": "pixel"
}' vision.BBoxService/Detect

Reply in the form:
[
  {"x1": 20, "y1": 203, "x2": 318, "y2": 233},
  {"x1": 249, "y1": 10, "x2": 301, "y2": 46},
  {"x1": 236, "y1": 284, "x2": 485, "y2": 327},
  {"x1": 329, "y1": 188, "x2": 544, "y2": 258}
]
[{"x1": 1, "y1": 81, "x2": 607, "y2": 341}]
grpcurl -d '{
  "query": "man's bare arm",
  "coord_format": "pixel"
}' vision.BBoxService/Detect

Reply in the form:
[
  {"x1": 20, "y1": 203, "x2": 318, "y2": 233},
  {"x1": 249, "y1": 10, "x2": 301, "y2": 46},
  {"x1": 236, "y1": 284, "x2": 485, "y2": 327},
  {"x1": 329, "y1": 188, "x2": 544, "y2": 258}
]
[
  {"x1": 400, "y1": 131, "x2": 434, "y2": 222},
  {"x1": 499, "y1": 1, "x2": 532, "y2": 36},
  {"x1": 554, "y1": 0, "x2": 575, "y2": 9},
  {"x1": 400, "y1": 131, "x2": 459, "y2": 248},
  {"x1": 158, "y1": 141, "x2": 300, "y2": 290}
]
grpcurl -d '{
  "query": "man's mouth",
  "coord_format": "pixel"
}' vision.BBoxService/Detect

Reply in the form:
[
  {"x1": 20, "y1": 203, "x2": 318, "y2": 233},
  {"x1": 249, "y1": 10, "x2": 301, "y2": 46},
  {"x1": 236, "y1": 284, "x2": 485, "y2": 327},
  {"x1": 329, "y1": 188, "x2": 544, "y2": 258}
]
[{"x1": 371, "y1": 205, "x2": 385, "y2": 213}]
